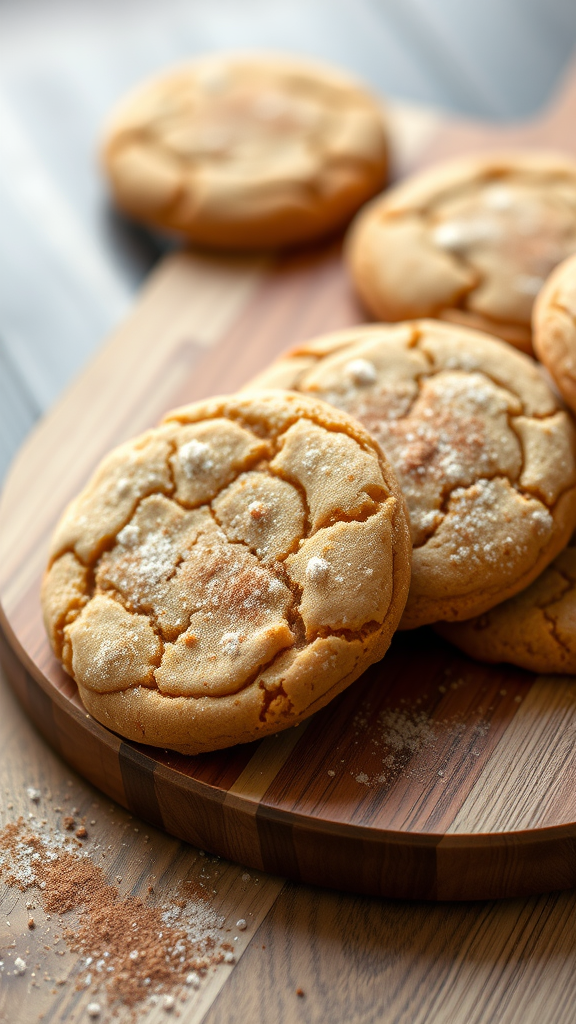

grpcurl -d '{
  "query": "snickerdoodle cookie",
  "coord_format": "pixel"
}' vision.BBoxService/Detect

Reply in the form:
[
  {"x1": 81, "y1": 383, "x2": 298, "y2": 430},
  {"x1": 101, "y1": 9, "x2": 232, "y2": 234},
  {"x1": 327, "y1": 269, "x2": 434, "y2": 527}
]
[
  {"x1": 101, "y1": 54, "x2": 389, "y2": 249},
  {"x1": 533, "y1": 252, "x2": 576, "y2": 413},
  {"x1": 346, "y1": 152, "x2": 576, "y2": 353},
  {"x1": 249, "y1": 321, "x2": 576, "y2": 627},
  {"x1": 42, "y1": 391, "x2": 411, "y2": 754},
  {"x1": 437, "y1": 536, "x2": 576, "y2": 674}
]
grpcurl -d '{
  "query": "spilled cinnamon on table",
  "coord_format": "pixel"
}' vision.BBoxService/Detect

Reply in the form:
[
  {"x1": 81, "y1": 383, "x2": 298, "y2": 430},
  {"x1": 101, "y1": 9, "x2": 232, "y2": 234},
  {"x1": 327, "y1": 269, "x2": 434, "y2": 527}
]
[{"x1": 0, "y1": 814, "x2": 235, "y2": 1012}]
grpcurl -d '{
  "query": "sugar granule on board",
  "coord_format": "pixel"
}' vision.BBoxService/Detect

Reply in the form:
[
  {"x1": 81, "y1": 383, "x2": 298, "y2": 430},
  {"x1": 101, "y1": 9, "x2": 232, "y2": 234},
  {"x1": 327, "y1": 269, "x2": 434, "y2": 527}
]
[
  {"x1": 349, "y1": 700, "x2": 490, "y2": 788},
  {"x1": 0, "y1": 817, "x2": 234, "y2": 1011}
]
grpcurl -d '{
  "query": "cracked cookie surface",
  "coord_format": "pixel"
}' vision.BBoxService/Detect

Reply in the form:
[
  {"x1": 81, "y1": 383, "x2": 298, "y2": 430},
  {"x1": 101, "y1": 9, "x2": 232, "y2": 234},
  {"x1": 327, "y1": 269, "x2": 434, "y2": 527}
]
[
  {"x1": 346, "y1": 152, "x2": 576, "y2": 353},
  {"x1": 436, "y1": 536, "x2": 576, "y2": 674},
  {"x1": 42, "y1": 391, "x2": 411, "y2": 754},
  {"x1": 249, "y1": 321, "x2": 576, "y2": 627},
  {"x1": 533, "y1": 252, "x2": 576, "y2": 415},
  {"x1": 101, "y1": 53, "x2": 389, "y2": 249}
]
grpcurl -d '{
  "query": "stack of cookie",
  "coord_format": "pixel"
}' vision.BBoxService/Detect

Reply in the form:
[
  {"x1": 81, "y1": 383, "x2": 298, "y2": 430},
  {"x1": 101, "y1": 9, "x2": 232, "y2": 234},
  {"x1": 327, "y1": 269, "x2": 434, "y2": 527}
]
[
  {"x1": 42, "y1": 54, "x2": 576, "y2": 755},
  {"x1": 255, "y1": 150, "x2": 576, "y2": 677},
  {"x1": 437, "y1": 251, "x2": 576, "y2": 672}
]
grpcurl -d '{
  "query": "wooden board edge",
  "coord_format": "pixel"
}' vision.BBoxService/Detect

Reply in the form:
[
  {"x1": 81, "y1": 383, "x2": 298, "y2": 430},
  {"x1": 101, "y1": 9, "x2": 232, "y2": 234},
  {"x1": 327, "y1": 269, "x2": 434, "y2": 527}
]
[{"x1": 3, "y1": 607, "x2": 576, "y2": 901}]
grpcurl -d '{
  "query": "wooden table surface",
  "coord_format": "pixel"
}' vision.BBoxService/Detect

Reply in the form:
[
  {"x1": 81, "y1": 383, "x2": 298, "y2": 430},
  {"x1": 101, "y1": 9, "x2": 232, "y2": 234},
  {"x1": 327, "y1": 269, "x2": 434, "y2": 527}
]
[
  {"x1": 4, "y1": 658, "x2": 576, "y2": 1024},
  {"x1": 5, "y1": 3, "x2": 576, "y2": 1022}
]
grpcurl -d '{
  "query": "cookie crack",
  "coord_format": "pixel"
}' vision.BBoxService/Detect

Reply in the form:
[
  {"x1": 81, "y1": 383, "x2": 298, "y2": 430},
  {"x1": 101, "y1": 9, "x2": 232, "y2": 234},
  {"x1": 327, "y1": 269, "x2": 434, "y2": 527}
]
[
  {"x1": 180, "y1": 406, "x2": 278, "y2": 445},
  {"x1": 330, "y1": 344, "x2": 537, "y2": 430},
  {"x1": 53, "y1": 410, "x2": 401, "y2": 706},
  {"x1": 273, "y1": 416, "x2": 381, "y2": 457},
  {"x1": 204, "y1": 503, "x2": 307, "y2": 648},
  {"x1": 164, "y1": 436, "x2": 179, "y2": 496},
  {"x1": 410, "y1": 472, "x2": 551, "y2": 552},
  {"x1": 282, "y1": 310, "x2": 559, "y2": 425},
  {"x1": 536, "y1": 578, "x2": 573, "y2": 612},
  {"x1": 49, "y1": 440, "x2": 179, "y2": 572},
  {"x1": 419, "y1": 208, "x2": 483, "y2": 308},
  {"x1": 93, "y1": 580, "x2": 168, "y2": 658},
  {"x1": 265, "y1": 462, "x2": 312, "y2": 540},
  {"x1": 505, "y1": 410, "x2": 526, "y2": 482},
  {"x1": 95, "y1": 510, "x2": 222, "y2": 643},
  {"x1": 152, "y1": 643, "x2": 296, "y2": 703},
  {"x1": 550, "y1": 563, "x2": 576, "y2": 590},
  {"x1": 48, "y1": 560, "x2": 93, "y2": 663},
  {"x1": 416, "y1": 356, "x2": 527, "y2": 419},
  {"x1": 271, "y1": 462, "x2": 388, "y2": 534},
  {"x1": 310, "y1": 619, "x2": 383, "y2": 644},
  {"x1": 208, "y1": 501, "x2": 303, "y2": 579},
  {"x1": 411, "y1": 327, "x2": 434, "y2": 365},
  {"x1": 473, "y1": 373, "x2": 563, "y2": 422},
  {"x1": 507, "y1": 411, "x2": 576, "y2": 508},
  {"x1": 271, "y1": 562, "x2": 307, "y2": 649},
  {"x1": 49, "y1": 489, "x2": 167, "y2": 572},
  {"x1": 259, "y1": 678, "x2": 294, "y2": 723},
  {"x1": 406, "y1": 171, "x2": 518, "y2": 219},
  {"x1": 167, "y1": 451, "x2": 274, "y2": 514},
  {"x1": 541, "y1": 606, "x2": 572, "y2": 656}
]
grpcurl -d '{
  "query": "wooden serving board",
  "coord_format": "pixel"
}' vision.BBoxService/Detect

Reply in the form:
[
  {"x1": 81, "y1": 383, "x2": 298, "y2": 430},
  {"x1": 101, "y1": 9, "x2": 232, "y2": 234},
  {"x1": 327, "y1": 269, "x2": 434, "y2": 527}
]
[{"x1": 5, "y1": 67, "x2": 576, "y2": 903}]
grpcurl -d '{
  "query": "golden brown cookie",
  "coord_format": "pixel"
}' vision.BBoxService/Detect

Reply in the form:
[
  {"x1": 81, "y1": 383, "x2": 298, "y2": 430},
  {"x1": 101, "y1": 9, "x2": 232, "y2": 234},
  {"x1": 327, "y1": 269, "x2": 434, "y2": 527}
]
[
  {"x1": 436, "y1": 536, "x2": 576, "y2": 673},
  {"x1": 346, "y1": 151, "x2": 576, "y2": 354},
  {"x1": 533, "y1": 252, "x2": 576, "y2": 413},
  {"x1": 101, "y1": 53, "x2": 389, "y2": 249},
  {"x1": 249, "y1": 321, "x2": 576, "y2": 627},
  {"x1": 42, "y1": 391, "x2": 411, "y2": 754}
]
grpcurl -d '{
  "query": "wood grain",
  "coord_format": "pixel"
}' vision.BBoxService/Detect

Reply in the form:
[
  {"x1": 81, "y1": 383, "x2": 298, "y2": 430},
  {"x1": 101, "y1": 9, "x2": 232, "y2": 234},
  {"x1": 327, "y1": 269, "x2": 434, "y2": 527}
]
[
  {"x1": 4, "y1": 645, "x2": 576, "y2": 1024},
  {"x1": 0, "y1": 660, "x2": 285, "y2": 1024},
  {"x1": 5, "y1": 45, "x2": 576, "y2": 1024},
  {"x1": 201, "y1": 881, "x2": 576, "y2": 1024},
  {"x1": 3, "y1": 245, "x2": 576, "y2": 900},
  {"x1": 5, "y1": 65, "x2": 576, "y2": 934}
]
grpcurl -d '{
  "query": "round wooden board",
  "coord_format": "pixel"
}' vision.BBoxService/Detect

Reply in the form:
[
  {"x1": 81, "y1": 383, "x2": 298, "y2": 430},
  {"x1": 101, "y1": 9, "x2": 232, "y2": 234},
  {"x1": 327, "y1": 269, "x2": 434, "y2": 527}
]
[{"x1": 3, "y1": 244, "x2": 576, "y2": 903}]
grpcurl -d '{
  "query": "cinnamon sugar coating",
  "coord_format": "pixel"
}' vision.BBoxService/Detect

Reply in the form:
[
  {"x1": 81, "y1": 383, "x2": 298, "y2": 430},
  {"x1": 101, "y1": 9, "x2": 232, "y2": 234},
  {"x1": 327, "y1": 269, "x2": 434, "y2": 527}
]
[
  {"x1": 101, "y1": 53, "x2": 389, "y2": 249},
  {"x1": 249, "y1": 322, "x2": 576, "y2": 627},
  {"x1": 42, "y1": 391, "x2": 411, "y2": 754},
  {"x1": 437, "y1": 537, "x2": 576, "y2": 674},
  {"x1": 346, "y1": 152, "x2": 576, "y2": 354}
]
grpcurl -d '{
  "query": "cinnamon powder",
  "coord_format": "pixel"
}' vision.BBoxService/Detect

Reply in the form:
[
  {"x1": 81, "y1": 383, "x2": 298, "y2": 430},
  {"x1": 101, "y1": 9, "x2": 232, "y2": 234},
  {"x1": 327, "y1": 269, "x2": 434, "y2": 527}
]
[{"x1": 0, "y1": 817, "x2": 233, "y2": 1011}]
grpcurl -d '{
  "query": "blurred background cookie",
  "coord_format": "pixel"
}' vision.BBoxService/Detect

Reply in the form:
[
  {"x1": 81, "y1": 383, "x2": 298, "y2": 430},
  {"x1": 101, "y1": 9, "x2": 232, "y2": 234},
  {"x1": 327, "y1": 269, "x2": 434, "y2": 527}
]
[
  {"x1": 101, "y1": 53, "x2": 389, "y2": 249},
  {"x1": 42, "y1": 390, "x2": 411, "y2": 754},
  {"x1": 436, "y1": 536, "x2": 576, "y2": 673},
  {"x1": 346, "y1": 152, "x2": 576, "y2": 353},
  {"x1": 533, "y1": 252, "x2": 576, "y2": 413},
  {"x1": 250, "y1": 320, "x2": 576, "y2": 626}
]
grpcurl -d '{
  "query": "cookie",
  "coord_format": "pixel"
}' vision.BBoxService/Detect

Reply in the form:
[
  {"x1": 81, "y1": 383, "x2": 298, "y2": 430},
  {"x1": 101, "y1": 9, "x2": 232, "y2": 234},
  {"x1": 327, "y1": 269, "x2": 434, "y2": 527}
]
[
  {"x1": 101, "y1": 53, "x2": 389, "y2": 249},
  {"x1": 346, "y1": 151, "x2": 576, "y2": 354},
  {"x1": 249, "y1": 321, "x2": 576, "y2": 627},
  {"x1": 42, "y1": 391, "x2": 411, "y2": 754},
  {"x1": 436, "y1": 536, "x2": 576, "y2": 674},
  {"x1": 533, "y1": 252, "x2": 576, "y2": 413}
]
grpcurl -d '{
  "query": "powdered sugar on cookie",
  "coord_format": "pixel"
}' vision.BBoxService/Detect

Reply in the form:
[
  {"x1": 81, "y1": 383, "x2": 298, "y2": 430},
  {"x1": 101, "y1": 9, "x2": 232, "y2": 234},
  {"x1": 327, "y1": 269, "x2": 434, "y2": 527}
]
[
  {"x1": 250, "y1": 322, "x2": 576, "y2": 626},
  {"x1": 43, "y1": 391, "x2": 411, "y2": 754}
]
